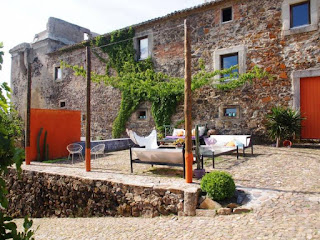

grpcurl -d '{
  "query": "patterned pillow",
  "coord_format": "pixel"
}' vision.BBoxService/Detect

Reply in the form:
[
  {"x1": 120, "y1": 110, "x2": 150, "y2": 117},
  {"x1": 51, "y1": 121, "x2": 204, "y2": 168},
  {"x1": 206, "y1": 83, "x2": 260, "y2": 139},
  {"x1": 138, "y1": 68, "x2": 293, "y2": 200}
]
[
  {"x1": 204, "y1": 137, "x2": 217, "y2": 146},
  {"x1": 173, "y1": 129, "x2": 185, "y2": 137}
]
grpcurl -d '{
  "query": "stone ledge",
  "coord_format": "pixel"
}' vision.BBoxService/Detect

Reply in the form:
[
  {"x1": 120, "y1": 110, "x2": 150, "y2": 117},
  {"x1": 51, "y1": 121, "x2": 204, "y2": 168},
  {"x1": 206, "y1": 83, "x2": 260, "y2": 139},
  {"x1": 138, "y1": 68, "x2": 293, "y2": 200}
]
[{"x1": 5, "y1": 165, "x2": 200, "y2": 218}]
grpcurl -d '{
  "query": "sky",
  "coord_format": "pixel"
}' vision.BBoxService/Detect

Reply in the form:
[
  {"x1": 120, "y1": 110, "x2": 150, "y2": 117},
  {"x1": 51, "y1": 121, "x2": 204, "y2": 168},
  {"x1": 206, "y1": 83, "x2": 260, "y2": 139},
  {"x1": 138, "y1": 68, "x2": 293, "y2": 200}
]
[{"x1": 0, "y1": 0, "x2": 203, "y2": 86}]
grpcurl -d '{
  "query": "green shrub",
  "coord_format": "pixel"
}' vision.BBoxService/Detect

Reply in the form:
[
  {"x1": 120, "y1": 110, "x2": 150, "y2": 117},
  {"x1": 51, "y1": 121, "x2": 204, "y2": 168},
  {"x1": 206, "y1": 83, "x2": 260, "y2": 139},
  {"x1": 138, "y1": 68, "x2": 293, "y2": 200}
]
[{"x1": 200, "y1": 171, "x2": 236, "y2": 201}]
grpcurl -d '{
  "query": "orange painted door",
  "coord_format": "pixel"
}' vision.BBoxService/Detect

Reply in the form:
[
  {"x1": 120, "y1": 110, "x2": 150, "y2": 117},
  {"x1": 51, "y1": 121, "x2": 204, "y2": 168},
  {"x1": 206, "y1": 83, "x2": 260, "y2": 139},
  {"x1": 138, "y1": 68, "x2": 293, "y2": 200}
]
[{"x1": 300, "y1": 76, "x2": 320, "y2": 139}]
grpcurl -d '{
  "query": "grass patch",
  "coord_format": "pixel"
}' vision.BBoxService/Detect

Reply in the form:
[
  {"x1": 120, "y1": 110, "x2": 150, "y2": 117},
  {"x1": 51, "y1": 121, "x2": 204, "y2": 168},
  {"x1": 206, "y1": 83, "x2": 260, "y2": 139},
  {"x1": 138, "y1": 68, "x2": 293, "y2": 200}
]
[{"x1": 43, "y1": 158, "x2": 67, "y2": 164}]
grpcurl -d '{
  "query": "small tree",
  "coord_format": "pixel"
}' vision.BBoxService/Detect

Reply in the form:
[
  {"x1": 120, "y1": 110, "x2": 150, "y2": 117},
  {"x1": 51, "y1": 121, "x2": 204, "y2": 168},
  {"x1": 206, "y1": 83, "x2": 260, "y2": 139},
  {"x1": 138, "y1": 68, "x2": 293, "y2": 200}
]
[
  {"x1": 266, "y1": 106, "x2": 304, "y2": 147},
  {"x1": 0, "y1": 43, "x2": 35, "y2": 239}
]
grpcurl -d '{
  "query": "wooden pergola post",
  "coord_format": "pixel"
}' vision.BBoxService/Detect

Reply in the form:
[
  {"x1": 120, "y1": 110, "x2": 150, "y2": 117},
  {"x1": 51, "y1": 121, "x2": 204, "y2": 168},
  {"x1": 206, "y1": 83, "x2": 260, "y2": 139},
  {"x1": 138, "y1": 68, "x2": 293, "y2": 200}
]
[
  {"x1": 85, "y1": 45, "x2": 91, "y2": 172},
  {"x1": 184, "y1": 19, "x2": 193, "y2": 183},
  {"x1": 25, "y1": 62, "x2": 32, "y2": 165}
]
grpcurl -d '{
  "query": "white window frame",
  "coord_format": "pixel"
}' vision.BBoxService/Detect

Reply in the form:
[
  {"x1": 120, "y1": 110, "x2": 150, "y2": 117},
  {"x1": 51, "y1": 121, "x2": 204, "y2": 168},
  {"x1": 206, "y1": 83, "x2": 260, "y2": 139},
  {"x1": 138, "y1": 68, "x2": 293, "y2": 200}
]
[
  {"x1": 213, "y1": 45, "x2": 247, "y2": 81},
  {"x1": 53, "y1": 65, "x2": 62, "y2": 82},
  {"x1": 221, "y1": 6, "x2": 233, "y2": 24},
  {"x1": 138, "y1": 36, "x2": 149, "y2": 61},
  {"x1": 59, "y1": 100, "x2": 66, "y2": 109},
  {"x1": 134, "y1": 30, "x2": 153, "y2": 61},
  {"x1": 282, "y1": 0, "x2": 319, "y2": 36}
]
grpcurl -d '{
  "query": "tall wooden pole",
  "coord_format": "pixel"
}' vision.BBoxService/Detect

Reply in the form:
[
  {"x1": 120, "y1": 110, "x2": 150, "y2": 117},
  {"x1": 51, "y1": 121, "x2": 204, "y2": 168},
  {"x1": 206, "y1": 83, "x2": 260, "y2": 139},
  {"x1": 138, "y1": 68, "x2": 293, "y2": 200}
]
[
  {"x1": 184, "y1": 19, "x2": 193, "y2": 183},
  {"x1": 85, "y1": 46, "x2": 91, "y2": 172},
  {"x1": 25, "y1": 62, "x2": 32, "y2": 165}
]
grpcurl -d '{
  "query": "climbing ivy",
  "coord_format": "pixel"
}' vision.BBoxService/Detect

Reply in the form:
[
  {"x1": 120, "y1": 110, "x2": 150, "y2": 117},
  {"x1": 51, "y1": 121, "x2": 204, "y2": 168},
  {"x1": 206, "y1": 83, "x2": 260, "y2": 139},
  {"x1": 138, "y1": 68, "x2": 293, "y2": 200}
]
[{"x1": 62, "y1": 28, "x2": 269, "y2": 138}]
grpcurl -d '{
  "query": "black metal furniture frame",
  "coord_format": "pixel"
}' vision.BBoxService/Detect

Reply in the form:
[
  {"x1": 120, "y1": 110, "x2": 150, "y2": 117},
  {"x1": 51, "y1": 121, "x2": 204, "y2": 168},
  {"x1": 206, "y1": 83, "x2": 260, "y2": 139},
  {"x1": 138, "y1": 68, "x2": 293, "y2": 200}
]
[
  {"x1": 130, "y1": 147, "x2": 186, "y2": 178},
  {"x1": 129, "y1": 147, "x2": 204, "y2": 179},
  {"x1": 201, "y1": 135, "x2": 254, "y2": 168},
  {"x1": 201, "y1": 146, "x2": 239, "y2": 169},
  {"x1": 243, "y1": 136, "x2": 254, "y2": 157}
]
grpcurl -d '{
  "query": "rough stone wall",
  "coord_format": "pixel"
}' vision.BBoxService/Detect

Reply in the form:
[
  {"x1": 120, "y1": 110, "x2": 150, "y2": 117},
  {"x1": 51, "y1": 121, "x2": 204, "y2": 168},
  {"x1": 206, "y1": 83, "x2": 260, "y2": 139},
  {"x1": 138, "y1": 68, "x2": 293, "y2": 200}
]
[
  {"x1": 140, "y1": 0, "x2": 320, "y2": 137},
  {"x1": 47, "y1": 48, "x2": 122, "y2": 139},
  {"x1": 5, "y1": 169, "x2": 185, "y2": 218},
  {"x1": 11, "y1": 0, "x2": 320, "y2": 140}
]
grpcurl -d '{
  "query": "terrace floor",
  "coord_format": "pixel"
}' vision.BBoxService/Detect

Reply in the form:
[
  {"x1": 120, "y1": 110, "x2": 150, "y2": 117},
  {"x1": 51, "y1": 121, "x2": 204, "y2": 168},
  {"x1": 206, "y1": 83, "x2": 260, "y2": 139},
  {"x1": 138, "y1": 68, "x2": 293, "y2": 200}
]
[{"x1": 16, "y1": 145, "x2": 320, "y2": 240}]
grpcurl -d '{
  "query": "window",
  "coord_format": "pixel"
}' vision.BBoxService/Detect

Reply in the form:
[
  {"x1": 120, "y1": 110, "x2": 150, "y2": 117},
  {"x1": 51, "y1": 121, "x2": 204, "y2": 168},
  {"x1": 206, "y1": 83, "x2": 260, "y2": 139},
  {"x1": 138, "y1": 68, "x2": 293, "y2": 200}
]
[
  {"x1": 59, "y1": 101, "x2": 66, "y2": 108},
  {"x1": 220, "y1": 105, "x2": 240, "y2": 119},
  {"x1": 138, "y1": 110, "x2": 147, "y2": 120},
  {"x1": 222, "y1": 7, "x2": 232, "y2": 23},
  {"x1": 55, "y1": 67, "x2": 62, "y2": 80},
  {"x1": 224, "y1": 107, "x2": 237, "y2": 117},
  {"x1": 282, "y1": 0, "x2": 318, "y2": 35},
  {"x1": 220, "y1": 53, "x2": 238, "y2": 77},
  {"x1": 290, "y1": 1, "x2": 310, "y2": 28},
  {"x1": 220, "y1": 53, "x2": 238, "y2": 78},
  {"x1": 139, "y1": 37, "x2": 148, "y2": 60},
  {"x1": 214, "y1": 45, "x2": 246, "y2": 81},
  {"x1": 84, "y1": 33, "x2": 89, "y2": 40}
]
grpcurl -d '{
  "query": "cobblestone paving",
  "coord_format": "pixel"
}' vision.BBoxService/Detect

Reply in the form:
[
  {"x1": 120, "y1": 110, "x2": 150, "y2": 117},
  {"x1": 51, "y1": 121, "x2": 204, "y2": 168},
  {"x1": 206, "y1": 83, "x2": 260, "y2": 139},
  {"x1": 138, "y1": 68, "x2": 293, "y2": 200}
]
[{"x1": 15, "y1": 146, "x2": 320, "y2": 239}]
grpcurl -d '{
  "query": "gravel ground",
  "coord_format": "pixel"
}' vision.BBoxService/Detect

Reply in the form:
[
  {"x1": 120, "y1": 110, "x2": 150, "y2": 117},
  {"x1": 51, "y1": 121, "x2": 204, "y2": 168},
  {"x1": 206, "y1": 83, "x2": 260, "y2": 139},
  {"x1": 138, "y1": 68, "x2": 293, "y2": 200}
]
[{"x1": 14, "y1": 145, "x2": 320, "y2": 240}]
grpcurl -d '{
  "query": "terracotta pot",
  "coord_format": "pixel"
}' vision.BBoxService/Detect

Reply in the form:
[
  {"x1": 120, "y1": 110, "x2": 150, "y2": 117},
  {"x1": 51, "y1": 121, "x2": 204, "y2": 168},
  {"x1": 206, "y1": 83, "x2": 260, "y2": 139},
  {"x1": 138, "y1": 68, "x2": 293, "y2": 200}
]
[
  {"x1": 194, "y1": 169, "x2": 206, "y2": 179},
  {"x1": 283, "y1": 140, "x2": 292, "y2": 148}
]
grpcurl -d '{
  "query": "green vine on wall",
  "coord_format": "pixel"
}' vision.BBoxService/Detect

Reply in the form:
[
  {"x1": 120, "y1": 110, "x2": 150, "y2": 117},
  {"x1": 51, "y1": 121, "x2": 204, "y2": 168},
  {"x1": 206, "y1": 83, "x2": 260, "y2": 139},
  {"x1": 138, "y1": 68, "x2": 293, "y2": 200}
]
[{"x1": 62, "y1": 28, "x2": 269, "y2": 138}]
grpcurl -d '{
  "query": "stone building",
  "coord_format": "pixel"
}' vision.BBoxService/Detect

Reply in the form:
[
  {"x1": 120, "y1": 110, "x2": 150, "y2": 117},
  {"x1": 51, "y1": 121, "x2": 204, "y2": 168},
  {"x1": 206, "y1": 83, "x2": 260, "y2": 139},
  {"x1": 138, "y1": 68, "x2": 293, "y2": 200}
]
[{"x1": 10, "y1": 0, "x2": 320, "y2": 141}]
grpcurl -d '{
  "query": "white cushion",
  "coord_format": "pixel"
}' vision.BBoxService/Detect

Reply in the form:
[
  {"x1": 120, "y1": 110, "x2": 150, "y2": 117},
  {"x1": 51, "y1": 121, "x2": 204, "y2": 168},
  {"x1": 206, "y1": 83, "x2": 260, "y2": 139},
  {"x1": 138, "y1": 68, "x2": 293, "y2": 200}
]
[
  {"x1": 172, "y1": 129, "x2": 185, "y2": 137},
  {"x1": 209, "y1": 135, "x2": 251, "y2": 147},
  {"x1": 199, "y1": 126, "x2": 206, "y2": 136}
]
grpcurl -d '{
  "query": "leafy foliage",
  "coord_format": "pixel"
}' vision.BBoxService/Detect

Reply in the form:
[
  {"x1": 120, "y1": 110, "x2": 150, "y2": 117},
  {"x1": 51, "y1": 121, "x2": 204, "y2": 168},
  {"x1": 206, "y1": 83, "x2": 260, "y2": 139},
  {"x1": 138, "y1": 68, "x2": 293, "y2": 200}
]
[
  {"x1": 0, "y1": 42, "x2": 35, "y2": 239},
  {"x1": 266, "y1": 106, "x2": 304, "y2": 146},
  {"x1": 0, "y1": 42, "x2": 4, "y2": 71},
  {"x1": 62, "y1": 28, "x2": 269, "y2": 138},
  {"x1": 200, "y1": 171, "x2": 236, "y2": 201}
]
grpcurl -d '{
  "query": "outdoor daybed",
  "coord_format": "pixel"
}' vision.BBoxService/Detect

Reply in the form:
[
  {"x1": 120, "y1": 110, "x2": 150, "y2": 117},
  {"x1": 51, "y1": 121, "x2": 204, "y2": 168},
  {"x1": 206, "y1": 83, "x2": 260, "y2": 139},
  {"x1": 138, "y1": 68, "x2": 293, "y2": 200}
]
[
  {"x1": 205, "y1": 135, "x2": 253, "y2": 156},
  {"x1": 127, "y1": 129, "x2": 203, "y2": 178},
  {"x1": 130, "y1": 147, "x2": 186, "y2": 177},
  {"x1": 201, "y1": 135, "x2": 253, "y2": 168}
]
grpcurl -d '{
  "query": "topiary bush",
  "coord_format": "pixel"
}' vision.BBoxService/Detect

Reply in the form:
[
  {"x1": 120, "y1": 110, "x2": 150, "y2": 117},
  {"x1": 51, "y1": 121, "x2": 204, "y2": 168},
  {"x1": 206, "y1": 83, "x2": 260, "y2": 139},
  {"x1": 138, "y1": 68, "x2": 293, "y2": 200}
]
[{"x1": 200, "y1": 171, "x2": 236, "y2": 201}]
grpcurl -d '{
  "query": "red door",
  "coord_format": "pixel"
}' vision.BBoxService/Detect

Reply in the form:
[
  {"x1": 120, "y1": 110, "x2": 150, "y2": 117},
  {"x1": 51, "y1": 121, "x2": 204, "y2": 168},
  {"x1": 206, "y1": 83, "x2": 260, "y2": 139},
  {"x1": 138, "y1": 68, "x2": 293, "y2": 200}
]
[{"x1": 300, "y1": 76, "x2": 320, "y2": 139}]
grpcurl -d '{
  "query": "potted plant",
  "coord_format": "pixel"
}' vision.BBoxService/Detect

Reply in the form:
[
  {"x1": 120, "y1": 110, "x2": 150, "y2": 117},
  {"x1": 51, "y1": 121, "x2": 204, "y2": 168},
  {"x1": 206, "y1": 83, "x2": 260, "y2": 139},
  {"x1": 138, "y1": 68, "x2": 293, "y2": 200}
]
[
  {"x1": 266, "y1": 106, "x2": 304, "y2": 147},
  {"x1": 194, "y1": 125, "x2": 206, "y2": 179}
]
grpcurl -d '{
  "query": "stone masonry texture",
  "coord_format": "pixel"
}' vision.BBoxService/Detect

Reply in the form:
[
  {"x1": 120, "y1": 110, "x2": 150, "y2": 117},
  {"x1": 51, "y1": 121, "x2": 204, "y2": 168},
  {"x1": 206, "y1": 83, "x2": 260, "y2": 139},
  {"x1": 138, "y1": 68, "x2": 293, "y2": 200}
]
[
  {"x1": 4, "y1": 168, "x2": 187, "y2": 218},
  {"x1": 10, "y1": 0, "x2": 320, "y2": 140}
]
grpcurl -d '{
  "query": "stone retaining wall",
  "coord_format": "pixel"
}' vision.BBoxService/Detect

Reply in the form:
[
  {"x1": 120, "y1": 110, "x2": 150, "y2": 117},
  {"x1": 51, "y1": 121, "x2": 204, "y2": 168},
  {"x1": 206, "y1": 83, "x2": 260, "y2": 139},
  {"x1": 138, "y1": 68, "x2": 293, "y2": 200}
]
[{"x1": 5, "y1": 169, "x2": 198, "y2": 218}]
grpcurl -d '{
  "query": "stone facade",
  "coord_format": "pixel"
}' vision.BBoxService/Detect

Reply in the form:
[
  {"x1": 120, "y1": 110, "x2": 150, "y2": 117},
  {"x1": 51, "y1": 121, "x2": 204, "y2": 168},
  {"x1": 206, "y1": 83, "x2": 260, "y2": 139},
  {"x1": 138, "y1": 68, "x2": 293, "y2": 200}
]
[
  {"x1": 10, "y1": 0, "x2": 320, "y2": 140},
  {"x1": 5, "y1": 168, "x2": 189, "y2": 218}
]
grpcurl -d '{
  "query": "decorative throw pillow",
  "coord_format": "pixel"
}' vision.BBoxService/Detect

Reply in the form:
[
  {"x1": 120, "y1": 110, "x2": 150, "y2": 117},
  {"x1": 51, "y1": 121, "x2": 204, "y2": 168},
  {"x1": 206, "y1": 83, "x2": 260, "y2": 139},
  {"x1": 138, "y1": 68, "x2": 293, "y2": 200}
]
[
  {"x1": 173, "y1": 128, "x2": 184, "y2": 137},
  {"x1": 199, "y1": 126, "x2": 206, "y2": 136},
  {"x1": 225, "y1": 141, "x2": 236, "y2": 147},
  {"x1": 235, "y1": 140, "x2": 244, "y2": 148},
  {"x1": 192, "y1": 129, "x2": 195, "y2": 136},
  {"x1": 204, "y1": 137, "x2": 217, "y2": 146},
  {"x1": 177, "y1": 130, "x2": 184, "y2": 136}
]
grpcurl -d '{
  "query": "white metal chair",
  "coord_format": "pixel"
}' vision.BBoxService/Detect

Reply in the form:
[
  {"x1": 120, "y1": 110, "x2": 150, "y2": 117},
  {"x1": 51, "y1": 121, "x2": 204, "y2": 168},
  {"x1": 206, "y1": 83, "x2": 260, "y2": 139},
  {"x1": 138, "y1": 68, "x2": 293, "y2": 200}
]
[
  {"x1": 91, "y1": 144, "x2": 105, "y2": 159},
  {"x1": 67, "y1": 143, "x2": 84, "y2": 164}
]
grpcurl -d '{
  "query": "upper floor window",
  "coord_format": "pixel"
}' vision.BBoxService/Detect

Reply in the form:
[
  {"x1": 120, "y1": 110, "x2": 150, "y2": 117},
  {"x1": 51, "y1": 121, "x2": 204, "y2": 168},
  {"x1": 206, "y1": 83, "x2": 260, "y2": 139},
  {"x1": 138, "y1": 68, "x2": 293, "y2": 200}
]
[
  {"x1": 282, "y1": 0, "x2": 318, "y2": 36},
  {"x1": 221, "y1": 53, "x2": 238, "y2": 78},
  {"x1": 290, "y1": 1, "x2": 310, "y2": 28},
  {"x1": 139, "y1": 37, "x2": 148, "y2": 60},
  {"x1": 222, "y1": 7, "x2": 233, "y2": 23},
  {"x1": 55, "y1": 67, "x2": 62, "y2": 80}
]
